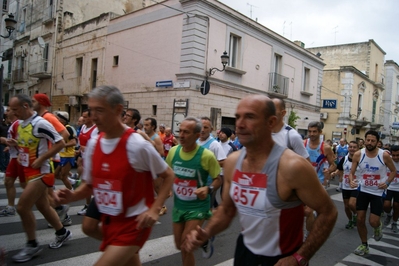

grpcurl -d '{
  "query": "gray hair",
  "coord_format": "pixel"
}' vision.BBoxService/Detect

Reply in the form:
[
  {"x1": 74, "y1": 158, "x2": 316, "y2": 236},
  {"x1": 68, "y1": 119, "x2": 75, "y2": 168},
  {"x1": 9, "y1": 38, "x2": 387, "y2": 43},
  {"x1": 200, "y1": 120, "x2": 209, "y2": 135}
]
[
  {"x1": 183, "y1": 116, "x2": 202, "y2": 133},
  {"x1": 88, "y1": 85, "x2": 124, "y2": 107},
  {"x1": 308, "y1": 121, "x2": 323, "y2": 131},
  {"x1": 14, "y1": 94, "x2": 33, "y2": 108}
]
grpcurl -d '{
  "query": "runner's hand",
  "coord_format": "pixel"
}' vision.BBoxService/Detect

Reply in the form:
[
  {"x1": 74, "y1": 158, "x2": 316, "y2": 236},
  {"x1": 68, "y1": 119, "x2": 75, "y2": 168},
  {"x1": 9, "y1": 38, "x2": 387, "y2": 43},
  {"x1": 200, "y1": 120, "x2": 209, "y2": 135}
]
[
  {"x1": 274, "y1": 255, "x2": 298, "y2": 266},
  {"x1": 194, "y1": 187, "x2": 208, "y2": 200},
  {"x1": 136, "y1": 207, "x2": 160, "y2": 229},
  {"x1": 182, "y1": 225, "x2": 209, "y2": 252},
  {"x1": 55, "y1": 188, "x2": 74, "y2": 205}
]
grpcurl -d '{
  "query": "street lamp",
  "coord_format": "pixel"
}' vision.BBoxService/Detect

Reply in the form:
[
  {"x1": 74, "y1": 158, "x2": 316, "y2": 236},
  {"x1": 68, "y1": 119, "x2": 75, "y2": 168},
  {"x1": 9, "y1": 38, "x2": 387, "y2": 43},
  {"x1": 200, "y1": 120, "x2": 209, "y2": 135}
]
[
  {"x1": 208, "y1": 51, "x2": 229, "y2": 77},
  {"x1": 201, "y1": 51, "x2": 230, "y2": 95},
  {"x1": 0, "y1": 13, "x2": 17, "y2": 120}
]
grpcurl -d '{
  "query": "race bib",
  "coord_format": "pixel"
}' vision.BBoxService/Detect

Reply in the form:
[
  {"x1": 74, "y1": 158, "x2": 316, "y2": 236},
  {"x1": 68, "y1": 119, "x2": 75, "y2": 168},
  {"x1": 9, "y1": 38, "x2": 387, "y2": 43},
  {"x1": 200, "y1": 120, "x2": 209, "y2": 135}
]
[
  {"x1": 19, "y1": 147, "x2": 29, "y2": 167},
  {"x1": 173, "y1": 178, "x2": 197, "y2": 201},
  {"x1": 231, "y1": 171, "x2": 267, "y2": 218},
  {"x1": 362, "y1": 174, "x2": 380, "y2": 187},
  {"x1": 93, "y1": 179, "x2": 123, "y2": 216},
  {"x1": 164, "y1": 144, "x2": 171, "y2": 151}
]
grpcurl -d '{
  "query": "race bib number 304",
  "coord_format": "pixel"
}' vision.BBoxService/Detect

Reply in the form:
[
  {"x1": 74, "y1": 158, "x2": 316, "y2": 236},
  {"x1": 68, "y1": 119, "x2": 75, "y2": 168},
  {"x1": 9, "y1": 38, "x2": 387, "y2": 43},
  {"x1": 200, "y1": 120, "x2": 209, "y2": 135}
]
[
  {"x1": 231, "y1": 170, "x2": 267, "y2": 218},
  {"x1": 93, "y1": 179, "x2": 123, "y2": 216}
]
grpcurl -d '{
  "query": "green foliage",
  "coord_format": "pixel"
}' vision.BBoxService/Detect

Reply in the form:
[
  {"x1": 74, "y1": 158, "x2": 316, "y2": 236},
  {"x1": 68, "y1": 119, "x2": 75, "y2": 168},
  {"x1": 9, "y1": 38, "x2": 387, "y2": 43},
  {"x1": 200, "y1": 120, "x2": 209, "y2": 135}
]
[{"x1": 288, "y1": 110, "x2": 300, "y2": 129}]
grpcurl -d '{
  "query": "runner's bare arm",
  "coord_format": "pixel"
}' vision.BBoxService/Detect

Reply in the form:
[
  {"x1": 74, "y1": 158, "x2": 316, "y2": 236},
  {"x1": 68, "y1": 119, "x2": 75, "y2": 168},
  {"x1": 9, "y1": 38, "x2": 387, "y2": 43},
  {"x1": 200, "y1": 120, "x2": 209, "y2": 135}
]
[
  {"x1": 324, "y1": 143, "x2": 337, "y2": 173},
  {"x1": 31, "y1": 140, "x2": 65, "y2": 169},
  {"x1": 183, "y1": 152, "x2": 239, "y2": 252},
  {"x1": 153, "y1": 137, "x2": 165, "y2": 157},
  {"x1": 277, "y1": 150, "x2": 337, "y2": 264},
  {"x1": 136, "y1": 167, "x2": 174, "y2": 229},
  {"x1": 349, "y1": 150, "x2": 361, "y2": 187},
  {"x1": 381, "y1": 151, "x2": 396, "y2": 187}
]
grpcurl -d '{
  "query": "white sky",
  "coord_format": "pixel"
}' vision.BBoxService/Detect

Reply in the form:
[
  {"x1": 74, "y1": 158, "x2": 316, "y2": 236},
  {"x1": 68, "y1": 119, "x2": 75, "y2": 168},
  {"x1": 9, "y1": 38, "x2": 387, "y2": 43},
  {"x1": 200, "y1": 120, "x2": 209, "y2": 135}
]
[{"x1": 218, "y1": 0, "x2": 399, "y2": 63}]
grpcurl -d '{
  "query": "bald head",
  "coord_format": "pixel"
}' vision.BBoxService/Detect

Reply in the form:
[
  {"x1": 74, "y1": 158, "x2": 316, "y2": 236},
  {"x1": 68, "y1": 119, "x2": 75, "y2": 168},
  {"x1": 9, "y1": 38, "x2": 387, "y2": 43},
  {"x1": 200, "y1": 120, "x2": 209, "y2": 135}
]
[{"x1": 239, "y1": 95, "x2": 276, "y2": 119}]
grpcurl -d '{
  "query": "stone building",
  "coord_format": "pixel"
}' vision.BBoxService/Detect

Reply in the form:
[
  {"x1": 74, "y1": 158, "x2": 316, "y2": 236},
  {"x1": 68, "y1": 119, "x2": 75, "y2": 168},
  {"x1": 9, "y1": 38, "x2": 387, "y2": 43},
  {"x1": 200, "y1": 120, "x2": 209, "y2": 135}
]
[
  {"x1": 308, "y1": 40, "x2": 386, "y2": 142},
  {"x1": 0, "y1": 0, "x2": 153, "y2": 112},
  {"x1": 54, "y1": 0, "x2": 324, "y2": 132},
  {"x1": 383, "y1": 60, "x2": 399, "y2": 144}
]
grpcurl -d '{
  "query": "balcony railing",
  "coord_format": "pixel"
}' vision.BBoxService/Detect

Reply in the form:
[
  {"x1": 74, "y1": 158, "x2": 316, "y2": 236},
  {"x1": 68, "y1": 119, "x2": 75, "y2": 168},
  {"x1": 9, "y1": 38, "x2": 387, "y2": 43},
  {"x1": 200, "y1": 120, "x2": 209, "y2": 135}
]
[
  {"x1": 12, "y1": 68, "x2": 25, "y2": 83},
  {"x1": 268, "y1": 72, "x2": 289, "y2": 97},
  {"x1": 29, "y1": 59, "x2": 51, "y2": 79}
]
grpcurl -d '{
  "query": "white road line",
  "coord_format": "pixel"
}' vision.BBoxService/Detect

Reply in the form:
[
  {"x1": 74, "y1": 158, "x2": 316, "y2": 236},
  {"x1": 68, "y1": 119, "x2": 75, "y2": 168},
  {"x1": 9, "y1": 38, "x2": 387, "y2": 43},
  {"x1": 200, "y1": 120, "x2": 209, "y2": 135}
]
[{"x1": 0, "y1": 205, "x2": 85, "y2": 225}]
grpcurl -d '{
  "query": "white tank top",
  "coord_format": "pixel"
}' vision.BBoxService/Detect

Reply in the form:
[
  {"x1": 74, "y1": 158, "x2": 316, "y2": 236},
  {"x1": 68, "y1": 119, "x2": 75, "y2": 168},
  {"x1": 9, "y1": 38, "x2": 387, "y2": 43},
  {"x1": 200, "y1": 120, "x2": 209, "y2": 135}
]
[
  {"x1": 358, "y1": 148, "x2": 387, "y2": 196},
  {"x1": 386, "y1": 161, "x2": 399, "y2": 192},
  {"x1": 342, "y1": 155, "x2": 358, "y2": 191}
]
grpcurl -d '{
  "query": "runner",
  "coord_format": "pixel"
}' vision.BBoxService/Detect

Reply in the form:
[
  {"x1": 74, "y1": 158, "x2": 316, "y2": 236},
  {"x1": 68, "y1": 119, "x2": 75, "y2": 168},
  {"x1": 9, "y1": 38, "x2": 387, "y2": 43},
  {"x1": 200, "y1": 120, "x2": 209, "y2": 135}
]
[
  {"x1": 349, "y1": 130, "x2": 396, "y2": 256},
  {"x1": 183, "y1": 95, "x2": 337, "y2": 265},
  {"x1": 56, "y1": 85, "x2": 174, "y2": 265},
  {"x1": 8, "y1": 95, "x2": 71, "y2": 263},
  {"x1": 383, "y1": 145, "x2": 399, "y2": 233},
  {"x1": 166, "y1": 116, "x2": 221, "y2": 265},
  {"x1": 336, "y1": 140, "x2": 359, "y2": 229},
  {"x1": 0, "y1": 107, "x2": 25, "y2": 216}
]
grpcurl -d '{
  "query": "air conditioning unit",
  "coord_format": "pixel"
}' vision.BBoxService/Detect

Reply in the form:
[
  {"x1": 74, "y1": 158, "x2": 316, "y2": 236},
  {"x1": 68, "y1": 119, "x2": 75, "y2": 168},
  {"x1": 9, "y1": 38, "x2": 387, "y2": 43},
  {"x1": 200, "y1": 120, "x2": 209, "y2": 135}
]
[
  {"x1": 69, "y1": 96, "x2": 78, "y2": 106},
  {"x1": 320, "y1": 112, "x2": 328, "y2": 119}
]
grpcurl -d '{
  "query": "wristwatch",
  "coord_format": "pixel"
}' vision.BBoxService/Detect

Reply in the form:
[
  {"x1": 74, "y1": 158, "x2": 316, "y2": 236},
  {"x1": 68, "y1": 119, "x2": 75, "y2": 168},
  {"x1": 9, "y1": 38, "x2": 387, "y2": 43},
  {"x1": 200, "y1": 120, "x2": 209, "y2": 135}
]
[
  {"x1": 208, "y1": 185, "x2": 214, "y2": 195},
  {"x1": 292, "y1": 252, "x2": 308, "y2": 266}
]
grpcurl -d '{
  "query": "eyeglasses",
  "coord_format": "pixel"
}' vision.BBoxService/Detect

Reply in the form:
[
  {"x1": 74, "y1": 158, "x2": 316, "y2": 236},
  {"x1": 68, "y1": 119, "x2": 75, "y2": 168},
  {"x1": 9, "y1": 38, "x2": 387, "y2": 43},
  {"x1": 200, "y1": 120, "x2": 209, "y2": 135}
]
[{"x1": 124, "y1": 114, "x2": 132, "y2": 118}]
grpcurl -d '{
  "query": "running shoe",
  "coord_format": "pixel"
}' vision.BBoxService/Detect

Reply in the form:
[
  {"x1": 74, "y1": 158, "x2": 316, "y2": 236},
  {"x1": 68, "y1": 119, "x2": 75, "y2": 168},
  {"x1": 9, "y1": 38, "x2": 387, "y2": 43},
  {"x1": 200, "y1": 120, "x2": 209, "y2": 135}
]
[
  {"x1": 48, "y1": 215, "x2": 72, "y2": 228},
  {"x1": 159, "y1": 205, "x2": 167, "y2": 216},
  {"x1": 201, "y1": 236, "x2": 215, "y2": 259},
  {"x1": 373, "y1": 222, "x2": 383, "y2": 241},
  {"x1": 12, "y1": 245, "x2": 42, "y2": 262},
  {"x1": 354, "y1": 244, "x2": 369, "y2": 256},
  {"x1": 384, "y1": 214, "x2": 392, "y2": 226},
  {"x1": 335, "y1": 187, "x2": 342, "y2": 192},
  {"x1": 77, "y1": 204, "x2": 88, "y2": 216},
  {"x1": 56, "y1": 205, "x2": 70, "y2": 221},
  {"x1": 392, "y1": 223, "x2": 398, "y2": 233},
  {"x1": 0, "y1": 206, "x2": 16, "y2": 216},
  {"x1": 345, "y1": 220, "x2": 354, "y2": 229},
  {"x1": 49, "y1": 230, "x2": 72, "y2": 249}
]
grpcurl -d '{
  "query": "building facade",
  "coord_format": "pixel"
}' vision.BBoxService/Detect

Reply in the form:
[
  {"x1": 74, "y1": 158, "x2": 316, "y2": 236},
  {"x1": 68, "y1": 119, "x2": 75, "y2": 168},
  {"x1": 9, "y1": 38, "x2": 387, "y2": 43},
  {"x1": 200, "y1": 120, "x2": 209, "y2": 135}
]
[
  {"x1": 308, "y1": 40, "x2": 386, "y2": 142},
  {"x1": 54, "y1": 0, "x2": 324, "y2": 132},
  {"x1": 0, "y1": 0, "x2": 153, "y2": 111},
  {"x1": 383, "y1": 60, "x2": 399, "y2": 144}
]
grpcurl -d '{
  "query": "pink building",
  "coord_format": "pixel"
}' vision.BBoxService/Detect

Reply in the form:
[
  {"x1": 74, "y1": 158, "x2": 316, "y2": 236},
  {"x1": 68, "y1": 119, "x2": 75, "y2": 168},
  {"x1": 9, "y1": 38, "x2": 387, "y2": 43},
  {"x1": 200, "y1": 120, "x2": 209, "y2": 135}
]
[{"x1": 55, "y1": 0, "x2": 324, "y2": 135}]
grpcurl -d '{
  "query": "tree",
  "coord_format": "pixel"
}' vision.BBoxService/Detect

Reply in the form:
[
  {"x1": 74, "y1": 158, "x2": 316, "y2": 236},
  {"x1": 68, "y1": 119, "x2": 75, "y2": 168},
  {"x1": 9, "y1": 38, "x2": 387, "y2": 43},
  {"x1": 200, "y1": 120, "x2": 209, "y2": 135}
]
[{"x1": 288, "y1": 110, "x2": 300, "y2": 129}]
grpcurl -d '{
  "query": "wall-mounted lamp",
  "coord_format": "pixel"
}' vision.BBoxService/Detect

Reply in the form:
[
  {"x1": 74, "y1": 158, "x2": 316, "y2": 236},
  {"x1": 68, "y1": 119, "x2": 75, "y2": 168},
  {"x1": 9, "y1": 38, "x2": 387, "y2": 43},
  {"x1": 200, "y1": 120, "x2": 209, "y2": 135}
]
[
  {"x1": 207, "y1": 51, "x2": 229, "y2": 77},
  {"x1": 0, "y1": 13, "x2": 18, "y2": 119},
  {"x1": 0, "y1": 13, "x2": 17, "y2": 38}
]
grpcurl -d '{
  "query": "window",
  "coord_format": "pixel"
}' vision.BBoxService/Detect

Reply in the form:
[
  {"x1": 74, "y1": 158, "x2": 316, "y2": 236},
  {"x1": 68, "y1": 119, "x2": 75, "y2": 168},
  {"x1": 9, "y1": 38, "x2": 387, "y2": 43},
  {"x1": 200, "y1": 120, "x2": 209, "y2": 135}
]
[
  {"x1": 43, "y1": 43, "x2": 49, "y2": 72},
  {"x1": 2, "y1": 0, "x2": 8, "y2": 12},
  {"x1": 113, "y1": 56, "x2": 119, "y2": 66},
  {"x1": 91, "y1": 58, "x2": 98, "y2": 89},
  {"x1": 152, "y1": 105, "x2": 157, "y2": 116},
  {"x1": 229, "y1": 34, "x2": 241, "y2": 68},
  {"x1": 274, "y1": 54, "x2": 282, "y2": 74},
  {"x1": 357, "y1": 94, "x2": 363, "y2": 116},
  {"x1": 303, "y1": 67, "x2": 310, "y2": 91},
  {"x1": 76, "y1": 57, "x2": 83, "y2": 77},
  {"x1": 20, "y1": 8, "x2": 26, "y2": 33}
]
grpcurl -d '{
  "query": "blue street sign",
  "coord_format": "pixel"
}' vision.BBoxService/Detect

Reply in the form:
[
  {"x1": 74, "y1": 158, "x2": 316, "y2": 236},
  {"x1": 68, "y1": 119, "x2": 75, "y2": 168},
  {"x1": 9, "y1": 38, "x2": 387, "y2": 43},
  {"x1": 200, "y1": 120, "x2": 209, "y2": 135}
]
[
  {"x1": 392, "y1": 122, "x2": 399, "y2": 129},
  {"x1": 156, "y1": 80, "x2": 173, "y2": 87},
  {"x1": 322, "y1": 99, "x2": 337, "y2": 109}
]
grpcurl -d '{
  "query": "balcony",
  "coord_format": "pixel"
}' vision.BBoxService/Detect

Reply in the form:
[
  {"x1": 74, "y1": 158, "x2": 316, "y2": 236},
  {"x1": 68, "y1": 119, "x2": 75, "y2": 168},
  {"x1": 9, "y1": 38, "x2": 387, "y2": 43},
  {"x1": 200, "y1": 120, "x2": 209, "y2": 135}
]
[
  {"x1": 268, "y1": 72, "x2": 289, "y2": 97},
  {"x1": 12, "y1": 68, "x2": 26, "y2": 83},
  {"x1": 29, "y1": 59, "x2": 51, "y2": 79},
  {"x1": 42, "y1": 6, "x2": 54, "y2": 24},
  {"x1": 370, "y1": 113, "x2": 384, "y2": 129}
]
